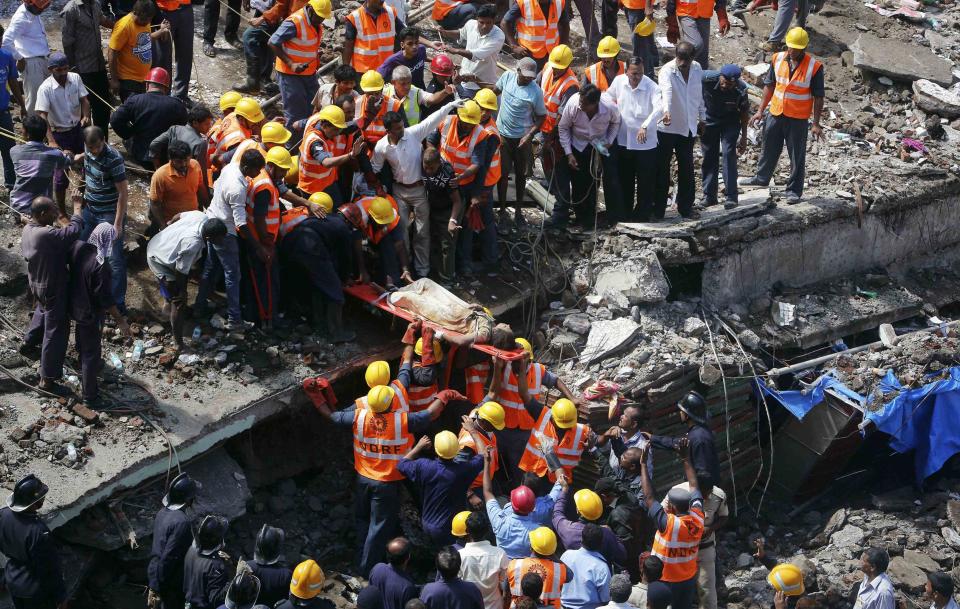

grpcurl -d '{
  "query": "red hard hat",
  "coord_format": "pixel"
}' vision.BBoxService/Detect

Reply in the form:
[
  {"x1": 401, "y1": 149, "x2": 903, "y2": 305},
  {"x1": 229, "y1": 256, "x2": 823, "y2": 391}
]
[
  {"x1": 430, "y1": 54, "x2": 454, "y2": 77},
  {"x1": 146, "y1": 67, "x2": 171, "y2": 88},
  {"x1": 510, "y1": 485, "x2": 536, "y2": 516}
]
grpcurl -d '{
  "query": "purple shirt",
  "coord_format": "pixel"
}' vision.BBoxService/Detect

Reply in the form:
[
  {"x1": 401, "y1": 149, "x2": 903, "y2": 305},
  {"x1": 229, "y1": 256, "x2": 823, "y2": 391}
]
[
  {"x1": 558, "y1": 93, "x2": 621, "y2": 155},
  {"x1": 368, "y1": 563, "x2": 418, "y2": 609},
  {"x1": 552, "y1": 490, "x2": 627, "y2": 568},
  {"x1": 420, "y1": 578, "x2": 484, "y2": 609},
  {"x1": 377, "y1": 46, "x2": 428, "y2": 89},
  {"x1": 9, "y1": 142, "x2": 71, "y2": 212}
]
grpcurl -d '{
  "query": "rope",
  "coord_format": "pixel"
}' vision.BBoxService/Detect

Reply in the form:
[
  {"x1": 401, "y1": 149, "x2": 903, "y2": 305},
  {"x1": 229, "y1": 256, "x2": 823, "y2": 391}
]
[
  {"x1": 702, "y1": 311, "x2": 739, "y2": 516},
  {"x1": 215, "y1": 0, "x2": 253, "y2": 24},
  {"x1": 83, "y1": 84, "x2": 117, "y2": 113}
]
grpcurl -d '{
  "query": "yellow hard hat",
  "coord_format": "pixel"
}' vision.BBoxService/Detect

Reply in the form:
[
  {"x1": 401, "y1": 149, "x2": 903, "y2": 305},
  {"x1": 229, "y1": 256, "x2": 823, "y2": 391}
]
[
  {"x1": 261, "y1": 121, "x2": 292, "y2": 145},
  {"x1": 434, "y1": 430, "x2": 460, "y2": 459},
  {"x1": 551, "y1": 398, "x2": 577, "y2": 429},
  {"x1": 515, "y1": 337, "x2": 533, "y2": 359},
  {"x1": 360, "y1": 70, "x2": 385, "y2": 92},
  {"x1": 574, "y1": 488, "x2": 603, "y2": 521},
  {"x1": 368, "y1": 197, "x2": 396, "y2": 225},
  {"x1": 318, "y1": 105, "x2": 347, "y2": 129},
  {"x1": 265, "y1": 146, "x2": 293, "y2": 170},
  {"x1": 457, "y1": 100, "x2": 482, "y2": 125},
  {"x1": 290, "y1": 559, "x2": 325, "y2": 599},
  {"x1": 529, "y1": 527, "x2": 557, "y2": 556},
  {"x1": 785, "y1": 26, "x2": 809, "y2": 49},
  {"x1": 285, "y1": 155, "x2": 299, "y2": 185},
  {"x1": 308, "y1": 0, "x2": 332, "y2": 18},
  {"x1": 219, "y1": 90, "x2": 242, "y2": 112},
  {"x1": 234, "y1": 97, "x2": 265, "y2": 123},
  {"x1": 633, "y1": 17, "x2": 655, "y2": 37},
  {"x1": 308, "y1": 191, "x2": 334, "y2": 215},
  {"x1": 474, "y1": 88, "x2": 498, "y2": 111},
  {"x1": 365, "y1": 361, "x2": 391, "y2": 388},
  {"x1": 451, "y1": 510, "x2": 471, "y2": 537},
  {"x1": 477, "y1": 401, "x2": 505, "y2": 430},
  {"x1": 768, "y1": 564, "x2": 805, "y2": 596},
  {"x1": 414, "y1": 337, "x2": 444, "y2": 362},
  {"x1": 597, "y1": 36, "x2": 621, "y2": 58},
  {"x1": 367, "y1": 385, "x2": 395, "y2": 413},
  {"x1": 548, "y1": 44, "x2": 574, "y2": 70}
]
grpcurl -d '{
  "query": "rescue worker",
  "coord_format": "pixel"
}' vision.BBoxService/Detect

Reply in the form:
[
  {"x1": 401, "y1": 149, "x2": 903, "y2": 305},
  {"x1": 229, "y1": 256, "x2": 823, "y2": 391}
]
[
  {"x1": 384, "y1": 65, "x2": 452, "y2": 127},
  {"x1": 300, "y1": 105, "x2": 368, "y2": 204},
  {"x1": 268, "y1": 0, "x2": 332, "y2": 128},
  {"x1": 423, "y1": 54, "x2": 463, "y2": 119},
  {"x1": 310, "y1": 341, "x2": 464, "y2": 576},
  {"x1": 500, "y1": 0, "x2": 569, "y2": 71},
  {"x1": 507, "y1": 527, "x2": 571, "y2": 609},
  {"x1": 666, "y1": 0, "x2": 729, "y2": 69},
  {"x1": 343, "y1": 0, "x2": 403, "y2": 74},
  {"x1": 20, "y1": 195, "x2": 84, "y2": 396},
  {"x1": 358, "y1": 352, "x2": 413, "y2": 412},
  {"x1": 407, "y1": 327, "x2": 443, "y2": 412},
  {"x1": 640, "y1": 438, "x2": 704, "y2": 609},
  {"x1": 649, "y1": 390, "x2": 720, "y2": 485},
  {"x1": 109, "y1": 67, "x2": 189, "y2": 169},
  {"x1": 741, "y1": 27, "x2": 824, "y2": 205},
  {"x1": 552, "y1": 488, "x2": 626, "y2": 567},
  {"x1": 466, "y1": 91, "x2": 502, "y2": 276},
  {"x1": 700, "y1": 64, "x2": 750, "y2": 209},
  {"x1": 183, "y1": 515, "x2": 231, "y2": 609},
  {"x1": 459, "y1": 404, "x2": 505, "y2": 503},
  {"x1": 230, "y1": 120, "x2": 290, "y2": 167},
  {"x1": 207, "y1": 91, "x2": 242, "y2": 177},
  {"x1": 339, "y1": 194, "x2": 413, "y2": 287},
  {"x1": 536, "y1": 46, "x2": 579, "y2": 230},
  {"x1": 585, "y1": 37, "x2": 624, "y2": 92},
  {"x1": 451, "y1": 513, "x2": 471, "y2": 548},
  {"x1": 276, "y1": 560, "x2": 336, "y2": 609},
  {"x1": 218, "y1": 572, "x2": 261, "y2": 609},
  {"x1": 0, "y1": 475, "x2": 67, "y2": 609},
  {"x1": 482, "y1": 456, "x2": 542, "y2": 559},
  {"x1": 213, "y1": 97, "x2": 265, "y2": 169},
  {"x1": 248, "y1": 525, "x2": 293, "y2": 607},
  {"x1": 358, "y1": 70, "x2": 405, "y2": 148},
  {"x1": 398, "y1": 430, "x2": 484, "y2": 547}
]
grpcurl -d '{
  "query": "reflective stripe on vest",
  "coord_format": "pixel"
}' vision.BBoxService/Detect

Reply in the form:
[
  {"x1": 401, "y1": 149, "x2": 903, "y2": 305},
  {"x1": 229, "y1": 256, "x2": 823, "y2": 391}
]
[
  {"x1": 507, "y1": 558, "x2": 565, "y2": 608},
  {"x1": 465, "y1": 361, "x2": 490, "y2": 404},
  {"x1": 384, "y1": 84, "x2": 423, "y2": 126},
  {"x1": 495, "y1": 363, "x2": 545, "y2": 429},
  {"x1": 352, "y1": 408, "x2": 413, "y2": 481},
  {"x1": 518, "y1": 408, "x2": 587, "y2": 481},
  {"x1": 279, "y1": 207, "x2": 309, "y2": 238},
  {"x1": 216, "y1": 122, "x2": 252, "y2": 161},
  {"x1": 231, "y1": 138, "x2": 266, "y2": 165},
  {"x1": 360, "y1": 94, "x2": 404, "y2": 146},
  {"x1": 245, "y1": 171, "x2": 281, "y2": 238},
  {"x1": 299, "y1": 130, "x2": 338, "y2": 193},
  {"x1": 541, "y1": 69, "x2": 579, "y2": 134},
  {"x1": 432, "y1": 0, "x2": 465, "y2": 20},
  {"x1": 275, "y1": 8, "x2": 322, "y2": 75},
  {"x1": 652, "y1": 509, "x2": 705, "y2": 582},
  {"x1": 585, "y1": 61, "x2": 624, "y2": 92},
  {"x1": 208, "y1": 114, "x2": 237, "y2": 164},
  {"x1": 769, "y1": 52, "x2": 821, "y2": 120},
  {"x1": 439, "y1": 116, "x2": 487, "y2": 186},
  {"x1": 458, "y1": 417, "x2": 497, "y2": 488},
  {"x1": 516, "y1": 0, "x2": 563, "y2": 59},
  {"x1": 407, "y1": 383, "x2": 437, "y2": 411},
  {"x1": 346, "y1": 5, "x2": 398, "y2": 73},
  {"x1": 482, "y1": 120, "x2": 501, "y2": 187},
  {"x1": 390, "y1": 379, "x2": 411, "y2": 412},
  {"x1": 676, "y1": 0, "x2": 714, "y2": 18},
  {"x1": 346, "y1": 195, "x2": 401, "y2": 243}
]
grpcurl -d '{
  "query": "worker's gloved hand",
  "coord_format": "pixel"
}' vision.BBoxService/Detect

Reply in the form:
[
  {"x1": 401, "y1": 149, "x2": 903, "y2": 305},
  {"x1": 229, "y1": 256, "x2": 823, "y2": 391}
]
[
  {"x1": 716, "y1": 7, "x2": 730, "y2": 34},
  {"x1": 146, "y1": 590, "x2": 160, "y2": 609},
  {"x1": 421, "y1": 326, "x2": 438, "y2": 367},
  {"x1": 436, "y1": 389, "x2": 468, "y2": 405},
  {"x1": 402, "y1": 320, "x2": 421, "y2": 345},
  {"x1": 666, "y1": 13, "x2": 680, "y2": 43}
]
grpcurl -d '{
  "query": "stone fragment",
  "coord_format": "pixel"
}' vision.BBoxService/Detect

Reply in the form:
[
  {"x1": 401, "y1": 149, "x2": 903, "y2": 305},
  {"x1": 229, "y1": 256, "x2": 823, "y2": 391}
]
[
  {"x1": 738, "y1": 329, "x2": 761, "y2": 350},
  {"x1": 887, "y1": 556, "x2": 927, "y2": 593},
  {"x1": 563, "y1": 314, "x2": 593, "y2": 335},
  {"x1": 699, "y1": 363, "x2": 721, "y2": 386},
  {"x1": 683, "y1": 317, "x2": 707, "y2": 337},
  {"x1": 912, "y1": 79, "x2": 960, "y2": 118},
  {"x1": 736, "y1": 553, "x2": 754, "y2": 568},
  {"x1": 941, "y1": 527, "x2": 960, "y2": 550},
  {"x1": 743, "y1": 63, "x2": 769, "y2": 87},
  {"x1": 851, "y1": 34, "x2": 953, "y2": 87},
  {"x1": 71, "y1": 404, "x2": 99, "y2": 423},
  {"x1": 579, "y1": 318, "x2": 641, "y2": 364},
  {"x1": 830, "y1": 524, "x2": 865, "y2": 549},
  {"x1": 593, "y1": 250, "x2": 669, "y2": 305},
  {"x1": 871, "y1": 486, "x2": 914, "y2": 511},
  {"x1": 38, "y1": 422, "x2": 85, "y2": 445},
  {"x1": 903, "y1": 549, "x2": 940, "y2": 572},
  {"x1": 147, "y1": 324, "x2": 165, "y2": 335}
]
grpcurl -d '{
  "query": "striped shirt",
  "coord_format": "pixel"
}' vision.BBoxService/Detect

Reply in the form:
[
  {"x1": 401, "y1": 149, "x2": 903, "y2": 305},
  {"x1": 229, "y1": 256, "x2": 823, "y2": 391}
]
[
  {"x1": 83, "y1": 144, "x2": 127, "y2": 211},
  {"x1": 9, "y1": 142, "x2": 72, "y2": 213}
]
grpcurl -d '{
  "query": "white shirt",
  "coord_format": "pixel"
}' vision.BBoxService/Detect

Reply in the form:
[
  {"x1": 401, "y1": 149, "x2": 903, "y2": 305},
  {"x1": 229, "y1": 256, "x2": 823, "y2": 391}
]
[
  {"x1": 385, "y1": 0, "x2": 407, "y2": 23},
  {"x1": 35, "y1": 73, "x2": 88, "y2": 129},
  {"x1": 146, "y1": 210, "x2": 207, "y2": 280},
  {"x1": 315, "y1": 82, "x2": 359, "y2": 118},
  {"x1": 854, "y1": 574, "x2": 896, "y2": 609},
  {"x1": 1, "y1": 4, "x2": 50, "y2": 60},
  {"x1": 627, "y1": 583, "x2": 647, "y2": 608},
  {"x1": 371, "y1": 99, "x2": 457, "y2": 184},
  {"x1": 604, "y1": 73, "x2": 662, "y2": 151},
  {"x1": 207, "y1": 163, "x2": 248, "y2": 235},
  {"x1": 458, "y1": 540, "x2": 509, "y2": 609},
  {"x1": 657, "y1": 59, "x2": 705, "y2": 138},
  {"x1": 458, "y1": 20, "x2": 505, "y2": 90},
  {"x1": 661, "y1": 482, "x2": 727, "y2": 544}
]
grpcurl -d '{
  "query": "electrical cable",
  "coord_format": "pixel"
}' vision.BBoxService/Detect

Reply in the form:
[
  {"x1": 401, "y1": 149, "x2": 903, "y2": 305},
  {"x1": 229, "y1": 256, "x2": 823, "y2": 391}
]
[{"x1": 702, "y1": 310, "x2": 739, "y2": 517}]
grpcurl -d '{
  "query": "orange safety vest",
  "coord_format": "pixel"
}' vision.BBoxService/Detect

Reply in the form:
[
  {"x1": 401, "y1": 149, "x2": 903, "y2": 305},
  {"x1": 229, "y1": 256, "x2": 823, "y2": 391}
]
[
  {"x1": 621, "y1": 0, "x2": 646, "y2": 9},
  {"x1": 208, "y1": 114, "x2": 237, "y2": 164},
  {"x1": 274, "y1": 8, "x2": 322, "y2": 75},
  {"x1": 457, "y1": 417, "x2": 498, "y2": 488},
  {"x1": 482, "y1": 118, "x2": 501, "y2": 187},
  {"x1": 346, "y1": 4, "x2": 398, "y2": 73},
  {"x1": 507, "y1": 558, "x2": 567, "y2": 609},
  {"x1": 359, "y1": 94, "x2": 403, "y2": 147},
  {"x1": 299, "y1": 129, "x2": 339, "y2": 193},
  {"x1": 676, "y1": 0, "x2": 714, "y2": 18},
  {"x1": 352, "y1": 407, "x2": 414, "y2": 482},
  {"x1": 245, "y1": 170, "x2": 281, "y2": 240},
  {"x1": 541, "y1": 68, "x2": 579, "y2": 134},
  {"x1": 463, "y1": 362, "x2": 546, "y2": 429},
  {"x1": 438, "y1": 115, "x2": 488, "y2": 186},
  {"x1": 516, "y1": 0, "x2": 564, "y2": 60},
  {"x1": 518, "y1": 407, "x2": 588, "y2": 481},
  {"x1": 652, "y1": 507, "x2": 705, "y2": 582},
  {"x1": 769, "y1": 52, "x2": 821, "y2": 120},
  {"x1": 407, "y1": 362, "x2": 438, "y2": 412},
  {"x1": 432, "y1": 0, "x2": 465, "y2": 20},
  {"x1": 340, "y1": 195, "x2": 401, "y2": 244},
  {"x1": 216, "y1": 123, "x2": 253, "y2": 163},
  {"x1": 278, "y1": 206, "x2": 310, "y2": 238},
  {"x1": 354, "y1": 379, "x2": 411, "y2": 412},
  {"x1": 156, "y1": 0, "x2": 189, "y2": 12},
  {"x1": 231, "y1": 139, "x2": 267, "y2": 165},
  {"x1": 585, "y1": 61, "x2": 624, "y2": 92}
]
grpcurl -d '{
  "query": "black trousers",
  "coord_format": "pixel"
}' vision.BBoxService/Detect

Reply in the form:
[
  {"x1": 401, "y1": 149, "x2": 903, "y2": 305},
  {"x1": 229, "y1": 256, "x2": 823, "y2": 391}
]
[
  {"x1": 204, "y1": 0, "x2": 241, "y2": 44},
  {"x1": 79, "y1": 71, "x2": 112, "y2": 133},
  {"x1": 11, "y1": 596, "x2": 58, "y2": 609},
  {"x1": 701, "y1": 122, "x2": 740, "y2": 204},
  {"x1": 655, "y1": 131, "x2": 696, "y2": 217},
  {"x1": 615, "y1": 145, "x2": 658, "y2": 221}
]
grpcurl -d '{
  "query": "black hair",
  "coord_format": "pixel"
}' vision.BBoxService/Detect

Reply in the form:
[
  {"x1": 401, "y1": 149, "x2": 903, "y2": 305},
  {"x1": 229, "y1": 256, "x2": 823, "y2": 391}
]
[
  {"x1": 334, "y1": 64, "x2": 358, "y2": 83},
  {"x1": 382, "y1": 111, "x2": 404, "y2": 131},
  {"x1": 594, "y1": 478, "x2": 617, "y2": 496},
  {"x1": 168, "y1": 140, "x2": 191, "y2": 161},
  {"x1": 581, "y1": 523, "x2": 603, "y2": 551},
  {"x1": 132, "y1": 0, "x2": 155, "y2": 19},
  {"x1": 200, "y1": 218, "x2": 227, "y2": 240},
  {"x1": 675, "y1": 41, "x2": 695, "y2": 60},
  {"x1": 623, "y1": 404, "x2": 643, "y2": 426},
  {"x1": 83, "y1": 126, "x2": 105, "y2": 145},
  {"x1": 23, "y1": 114, "x2": 47, "y2": 141},
  {"x1": 239, "y1": 149, "x2": 266, "y2": 172},
  {"x1": 610, "y1": 574, "x2": 632, "y2": 603},
  {"x1": 581, "y1": 83, "x2": 602, "y2": 105},
  {"x1": 863, "y1": 548, "x2": 890, "y2": 573},
  {"x1": 477, "y1": 4, "x2": 496, "y2": 18},
  {"x1": 399, "y1": 26, "x2": 420, "y2": 41},
  {"x1": 927, "y1": 572, "x2": 954, "y2": 598},
  {"x1": 695, "y1": 469, "x2": 714, "y2": 493},
  {"x1": 642, "y1": 555, "x2": 664, "y2": 582},
  {"x1": 334, "y1": 94, "x2": 356, "y2": 109},
  {"x1": 520, "y1": 572, "x2": 543, "y2": 599},
  {"x1": 188, "y1": 104, "x2": 214, "y2": 125},
  {"x1": 465, "y1": 511, "x2": 490, "y2": 539},
  {"x1": 627, "y1": 55, "x2": 645, "y2": 69},
  {"x1": 436, "y1": 546, "x2": 462, "y2": 579}
]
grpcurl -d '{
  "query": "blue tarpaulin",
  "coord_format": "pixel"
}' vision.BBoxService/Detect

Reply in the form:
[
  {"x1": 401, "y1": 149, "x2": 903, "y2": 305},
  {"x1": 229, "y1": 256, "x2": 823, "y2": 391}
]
[{"x1": 758, "y1": 367, "x2": 960, "y2": 482}]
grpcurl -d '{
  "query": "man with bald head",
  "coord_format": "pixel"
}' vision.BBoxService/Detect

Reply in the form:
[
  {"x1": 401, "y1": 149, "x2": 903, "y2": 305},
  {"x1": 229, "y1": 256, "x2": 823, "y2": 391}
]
[{"x1": 368, "y1": 537, "x2": 418, "y2": 609}]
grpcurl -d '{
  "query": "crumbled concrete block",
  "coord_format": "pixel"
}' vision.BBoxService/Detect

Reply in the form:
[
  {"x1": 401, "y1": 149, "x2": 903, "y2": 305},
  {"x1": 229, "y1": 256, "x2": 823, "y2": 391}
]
[
  {"x1": 851, "y1": 33, "x2": 954, "y2": 87},
  {"x1": 743, "y1": 63, "x2": 769, "y2": 87},
  {"x1": 738, "y1": 329, "x2": 761, "y2": 350},
  {"x1": 579, "y1": 318, "x2": 641, "y2": 364},
  {"x1": 913, "y1": 79, "x2": 960, "y2": 118},
  {"x1": 683, "y1": 317, "x2": 707, "y2": 337},
  {"x1": 593, "y1": 250, "x2": 669, "y2": 305},
  {"x1": 887, "y1": 556, "x2": 927, "y2": 592},
  {"x1": 71, "y1": 404, "x2": 99, "y2": 423}
]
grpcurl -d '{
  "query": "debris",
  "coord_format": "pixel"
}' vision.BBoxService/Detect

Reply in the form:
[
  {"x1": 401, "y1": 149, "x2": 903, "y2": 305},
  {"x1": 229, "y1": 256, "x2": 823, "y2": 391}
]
[
  {"x1": 887, "y1": 556, "x2": 927, "y2": 593},
  {"x1": 592, "y1": 250, "x2": 669, "y2": 305},
  {"x1": 850, "y1": 33, "x2": 954, "y2": 87},
  {"x1": 579, "y1": 318, "x2": 641, "y2": 364},
  {"x1": 912, "y1": 79, "x2": 960, "y2": 118},
  {"x1": 830, "y1": 524, "x2": 865, "y2": 549}
]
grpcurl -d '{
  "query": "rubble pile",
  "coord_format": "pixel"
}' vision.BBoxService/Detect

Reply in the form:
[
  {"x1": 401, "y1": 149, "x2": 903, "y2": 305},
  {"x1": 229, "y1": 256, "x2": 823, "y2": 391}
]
[{"x1": 5, "y1": 403, "x2": 99, "y2": 472}]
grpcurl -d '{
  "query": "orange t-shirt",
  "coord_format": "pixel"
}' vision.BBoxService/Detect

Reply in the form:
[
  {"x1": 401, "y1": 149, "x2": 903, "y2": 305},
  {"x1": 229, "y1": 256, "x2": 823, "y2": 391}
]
[{"x1": 149, "y1": 159, "x2": 202, "y2": 224}]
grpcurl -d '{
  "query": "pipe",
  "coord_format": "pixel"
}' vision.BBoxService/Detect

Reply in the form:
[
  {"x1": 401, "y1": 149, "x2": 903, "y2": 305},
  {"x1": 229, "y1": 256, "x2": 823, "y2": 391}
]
[{"x1": 764, "y1": 319, "x2": 960, "y2": 378}]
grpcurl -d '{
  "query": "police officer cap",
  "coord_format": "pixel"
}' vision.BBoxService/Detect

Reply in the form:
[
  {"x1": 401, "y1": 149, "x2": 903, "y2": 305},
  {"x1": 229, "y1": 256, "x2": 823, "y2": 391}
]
[
  {"x1": 720, "y1": 64, "x2": 742, "y2": 80},
  {"x1": 7, "y1": 474, "x2": 48, "y2": 512},
  {"x1": 667, "y1": 487, "x2": 692, "y2": 513}
]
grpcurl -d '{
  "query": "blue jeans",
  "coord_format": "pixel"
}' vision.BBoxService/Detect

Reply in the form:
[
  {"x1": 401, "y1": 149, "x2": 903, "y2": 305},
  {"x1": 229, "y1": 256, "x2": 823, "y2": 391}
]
[
  {"x1": 195, "y1": 233, "x2": 242, "y2": 322},
  {"x1": 81, "y1": 207, "x2": 127, "y2": 311},
  {"x1": 626, "y1": 9, "x2": 659, "y2": 79},
  {"x1": 242, "y1": 23, "x2": 276, "y2": 82},
  {"x1": 701, "y1": 122, "x2": 741, "y2": 203},
  {"x1": 355, "y1": 475, "x2": 401, "y2": 577},
  {"x1": 278, "y1": 72, "x2": 320, "y2": 130},
  {"x1": 456, "y1": 185, "x2": 498, "y2": 274}
]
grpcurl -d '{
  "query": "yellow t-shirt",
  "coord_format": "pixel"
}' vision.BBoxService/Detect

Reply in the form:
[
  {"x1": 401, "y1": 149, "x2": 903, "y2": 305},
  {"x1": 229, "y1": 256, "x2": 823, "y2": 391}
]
[{"x1": 108, "y1": 14, "x2": 152, "y2": 82}]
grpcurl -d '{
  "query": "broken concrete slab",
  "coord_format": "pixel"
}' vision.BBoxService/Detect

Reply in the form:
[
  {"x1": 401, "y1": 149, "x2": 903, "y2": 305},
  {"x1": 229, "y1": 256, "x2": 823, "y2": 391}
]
[
  {"x1": 743, "y1": 63, "x2": 769, "y2": 87},
  {"x1": 887, "y1": 556, "x2": 928, "y2": 593},
  {"x1": 912, "y1": 79, "x2": 960, "y2": 118},
  {"x1": 592, "y1": 250, "x2": 669, "y2": 305},
  {"x1": 902, "y1": 549, "x2": 940, "y2": 573},
  {"x1": 851, "y1": 34, "x2": 953, "y2": 87},
  {"x1": 579, "y1": 318, "x2": 641, "y2": 365},
  {"x1": 830, "y1": 524, "x2": 865, "y2": 549},
  {"x1": 941, "y1": 527, "x2": 960, "y2": 550}
]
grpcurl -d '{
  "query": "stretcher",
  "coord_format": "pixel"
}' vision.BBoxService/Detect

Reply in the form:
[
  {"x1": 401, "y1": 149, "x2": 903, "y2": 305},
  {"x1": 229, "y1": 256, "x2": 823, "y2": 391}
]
[{"x1": 343, "y1": 282, "x2": 526, "y2": 361}]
